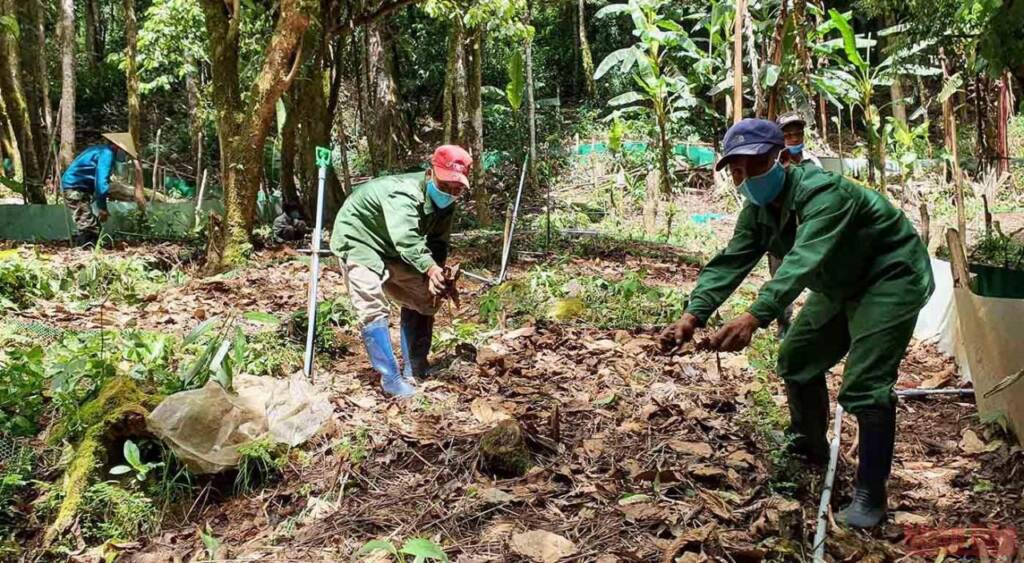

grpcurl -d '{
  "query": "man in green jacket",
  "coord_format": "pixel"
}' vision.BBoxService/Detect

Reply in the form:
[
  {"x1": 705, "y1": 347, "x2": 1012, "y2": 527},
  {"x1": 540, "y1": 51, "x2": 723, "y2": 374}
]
[
  {"x1": 331, "y1": 145, "x2": 471, "y2": 398},
  {"x1": 660, "y1": 119, "x2": 933, "y2": 528}
]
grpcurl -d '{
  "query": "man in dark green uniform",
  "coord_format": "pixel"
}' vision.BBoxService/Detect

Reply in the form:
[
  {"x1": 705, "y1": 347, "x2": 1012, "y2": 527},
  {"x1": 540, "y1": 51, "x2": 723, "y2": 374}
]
[
  {"x1": 331, "y1": 145, "x2": 471, "y2": 398},
  {"x1": 660, "y1": 119, "x2": 933, "y2": 528}
]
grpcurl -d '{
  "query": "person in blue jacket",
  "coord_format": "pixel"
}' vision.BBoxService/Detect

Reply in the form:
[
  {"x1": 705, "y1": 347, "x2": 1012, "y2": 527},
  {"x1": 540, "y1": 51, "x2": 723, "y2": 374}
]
[{"x1": 61, "y1": 132, "x2": 137, "y2": 246}]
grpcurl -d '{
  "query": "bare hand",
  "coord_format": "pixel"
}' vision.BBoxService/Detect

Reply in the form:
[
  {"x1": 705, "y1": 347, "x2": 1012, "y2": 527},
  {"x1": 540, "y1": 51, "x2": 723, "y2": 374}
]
[
  {"x1": 426, "y1": 265, "x2": 447, "y2": 296},
  {"x1": 659, "y1": 313, "x2": 700, "y2": 352},
  {"x1": 98, "y1": 209, "x2": 110, "y2": 222},
  {"x1": 709, "y1": 312, "x2": 760, "y2": 352}
]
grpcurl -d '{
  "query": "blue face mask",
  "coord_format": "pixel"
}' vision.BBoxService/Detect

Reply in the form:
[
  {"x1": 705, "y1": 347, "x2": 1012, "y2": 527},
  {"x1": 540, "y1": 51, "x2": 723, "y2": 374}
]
[
  {"x1": 740, "y1": 160, "x2": 786, "y2": 207},
  {"x1": 787, "y1": 143, "x2": 804, "y2": 155},
  {"x1": 426, "y1": 180, "x2": 456, "y2": 209}
]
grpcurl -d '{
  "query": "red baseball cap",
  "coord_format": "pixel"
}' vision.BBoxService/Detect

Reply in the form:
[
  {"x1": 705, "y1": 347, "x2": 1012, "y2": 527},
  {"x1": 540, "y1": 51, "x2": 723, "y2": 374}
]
[{"x1": 431, "y1": 145, "x2": 472, "y2": 188}]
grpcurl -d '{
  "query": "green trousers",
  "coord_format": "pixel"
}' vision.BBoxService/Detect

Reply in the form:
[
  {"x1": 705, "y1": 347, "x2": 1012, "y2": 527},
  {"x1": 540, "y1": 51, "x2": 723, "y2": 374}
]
[{"x1": 776, "y1": 280, "x2": 925, "y2": 414}]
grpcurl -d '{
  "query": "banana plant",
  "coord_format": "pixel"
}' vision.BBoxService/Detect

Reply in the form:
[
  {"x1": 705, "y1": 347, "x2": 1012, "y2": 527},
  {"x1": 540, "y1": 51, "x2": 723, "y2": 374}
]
[
  {"x1": 813, "y1": 9, "x2": 940, "y2": 194},
  {"x1": 594, "y1": 0, "x2": 700, "y2": 196}
]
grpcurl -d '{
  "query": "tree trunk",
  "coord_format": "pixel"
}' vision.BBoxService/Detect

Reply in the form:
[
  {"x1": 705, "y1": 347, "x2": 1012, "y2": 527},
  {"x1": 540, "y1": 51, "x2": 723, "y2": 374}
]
[
  {"x1": 124, "y1": 0, "x2": 146, "y2": 210},
  {"x1": 792, "y1": 0, "x2": 813, "y2": 99},
  {"x1": 743, "y1": 7, "x2": 763, "y2": 118},
  {"x1": 442, "y1": 17, "x2": 466, "y2": 145},
  {"x1": 16, "y1": 0, "x2": 50, "y2": 171},
  {"x1": 525, "y1": 0, "x2": 537, "y2": 189},
  {"x1": 365, "y1": 19, "x2": 408, "y2": 173},
  {"x1": 84, "y1": 0, "x2": 101, "y2": 69},
  {"x1": 58, "y1": 0, "x2": 76, "y2": 170},
  {"x1": 997, "y1": 70, "x2": 1011, "y2": 177},
  {"x1": 578, "y1": 0, "x2": 596, "y2": 98},
  {"x1": 186, "y1": 69, "x2": 202, "y2": 175},
  {"x1": 199, "y1": 0, "x2": 315, "y2": 271},
  {"x1": 0, "y1": 0, "x2": 44, "y2": 202},
  {"x1": 890, "y1": 77, "x2": 907, "y2": 126},
  {"x1": 0, "y1": 86, "x2": 24, "y2": 185},
  {"x1": 732, "y1": 0, "x2": 745, "y2": 124},
  {"x1": 765, "y1": 0, "x2": 788, "y2": 120},
  {"x1": 279, "y1": 95, "x2": 299, "y2": 209},
  {"x1": 466, "y1": 27, "x2": 488, "y2": 225},
  {"x1": 656, "y1": 102, "x2": 671, "y2": 195}
]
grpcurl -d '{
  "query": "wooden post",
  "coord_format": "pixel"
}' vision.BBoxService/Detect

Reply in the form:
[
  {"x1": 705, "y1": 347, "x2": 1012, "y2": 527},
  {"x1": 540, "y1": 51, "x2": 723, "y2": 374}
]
[
  {"x1": 919, "y1": 203, "x2": 930, "y2": 248},
  {"x1": 945, "y1": 228, "x2": 970, "y2": 289},
  {"x1": 732, "y1": 0, "x2": 745, "y2": 124},
  {"x1": 941, "y1": 48, "x2": 966, "y2": 241},
  {"x1": 151, "y1": 127, "x2": 162, "y2": 193},
  {"x1": 997, "y1": 71, "x2": 1011, "y2": 177}
]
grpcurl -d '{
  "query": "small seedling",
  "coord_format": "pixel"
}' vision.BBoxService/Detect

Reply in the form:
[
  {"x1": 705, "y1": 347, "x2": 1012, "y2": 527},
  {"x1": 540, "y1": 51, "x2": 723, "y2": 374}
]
[
  {"x1": 356, "y1": 537, "x2": 449, "y2": 562},
  {"x1": 110, "y1": 440, "x2": 164, "y2": 482}
]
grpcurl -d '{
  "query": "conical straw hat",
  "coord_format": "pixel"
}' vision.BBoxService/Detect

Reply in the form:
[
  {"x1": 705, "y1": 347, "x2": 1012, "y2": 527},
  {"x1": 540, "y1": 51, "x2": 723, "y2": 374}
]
[{"x1": 101, "y1": 132, "x2": 139, "y2": 159}]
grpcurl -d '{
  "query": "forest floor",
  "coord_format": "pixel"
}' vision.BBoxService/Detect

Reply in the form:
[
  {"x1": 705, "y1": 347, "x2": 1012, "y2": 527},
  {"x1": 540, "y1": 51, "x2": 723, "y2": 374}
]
[{"x1": 5, "y1": 193, "x2": 1024, "y2": 563}]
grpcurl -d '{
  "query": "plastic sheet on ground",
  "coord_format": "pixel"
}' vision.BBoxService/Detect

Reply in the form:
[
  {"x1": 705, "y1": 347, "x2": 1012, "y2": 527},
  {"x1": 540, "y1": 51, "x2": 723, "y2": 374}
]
[{"x1": 146, "y1": 372, "x2": 333, "y2": 474}]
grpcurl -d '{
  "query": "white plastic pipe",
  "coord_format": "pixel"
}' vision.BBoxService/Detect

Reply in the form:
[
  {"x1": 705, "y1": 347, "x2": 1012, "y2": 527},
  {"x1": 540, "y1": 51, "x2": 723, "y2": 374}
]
[
  {"x1": 813, "y1": 403, "x2": 844, "y2": 563},
  {"x1": 303, "y1": 164, "x2": 327, "y2": 379}
]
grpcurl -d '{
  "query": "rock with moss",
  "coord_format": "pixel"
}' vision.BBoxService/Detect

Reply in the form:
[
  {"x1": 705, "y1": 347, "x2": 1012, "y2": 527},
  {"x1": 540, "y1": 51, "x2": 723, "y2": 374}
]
[
  {"x1": 478, "y1": 419, "x2": 531, "y2": 478},
  {"x1": 43, "y1": 376, "x2": 160, "y2": 546}
]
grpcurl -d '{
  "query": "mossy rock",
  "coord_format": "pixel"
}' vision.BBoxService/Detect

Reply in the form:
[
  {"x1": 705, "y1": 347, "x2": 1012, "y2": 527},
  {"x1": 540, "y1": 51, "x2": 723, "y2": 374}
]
[
  {"x1": 43, "y1": 375, "x2": 160, "y2": 546},
  {"x1": 478, "y1": 419, "x2": 531, "y2": 478}
]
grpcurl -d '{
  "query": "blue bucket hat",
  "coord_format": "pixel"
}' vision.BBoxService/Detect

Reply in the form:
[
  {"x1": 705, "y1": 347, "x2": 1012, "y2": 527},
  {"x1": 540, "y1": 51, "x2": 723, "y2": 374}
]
[{"x1": 715, "y1": 118, "x2": 785, "y2": 171}]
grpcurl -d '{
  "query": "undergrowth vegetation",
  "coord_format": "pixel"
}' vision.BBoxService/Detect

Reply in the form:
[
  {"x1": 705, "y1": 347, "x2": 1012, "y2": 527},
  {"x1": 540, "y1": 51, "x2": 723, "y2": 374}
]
[{"x1": 479, "y1": 267, "x2": 687, "y2": 329}]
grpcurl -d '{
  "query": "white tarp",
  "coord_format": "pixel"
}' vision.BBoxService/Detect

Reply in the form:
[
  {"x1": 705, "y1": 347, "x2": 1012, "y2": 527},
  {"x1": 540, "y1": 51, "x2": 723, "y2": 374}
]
[{"x1": 147, "y1": 372, "x2": 333, "y2": 474}]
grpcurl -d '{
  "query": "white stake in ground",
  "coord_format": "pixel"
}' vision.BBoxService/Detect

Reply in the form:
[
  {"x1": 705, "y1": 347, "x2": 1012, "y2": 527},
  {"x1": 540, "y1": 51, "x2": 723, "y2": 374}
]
[
  {"x1": 813, "y1": 403, "x2": 844, "y2": 562},
  {"x1": 303, "y1": 146, "x2": 331, "y2": 379}
]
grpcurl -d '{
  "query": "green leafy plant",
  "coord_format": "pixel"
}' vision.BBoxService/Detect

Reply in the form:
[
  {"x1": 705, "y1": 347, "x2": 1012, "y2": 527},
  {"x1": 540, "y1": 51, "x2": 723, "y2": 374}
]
[
  {"x1": 110, "y1": 440, "x2": 165, "y2": 482},
  {"x1": 0, "y1": 346, "x2": 46, "y2": 437},
  {"x1": 235, "y1": 438, "x2": 285, "y2": 493},
  {"x1": 357, "y1": 537, "x2": 449, "y2": 562},
  {"x1": 0, "y1": 250, "x2": 59, "y2": 310}
]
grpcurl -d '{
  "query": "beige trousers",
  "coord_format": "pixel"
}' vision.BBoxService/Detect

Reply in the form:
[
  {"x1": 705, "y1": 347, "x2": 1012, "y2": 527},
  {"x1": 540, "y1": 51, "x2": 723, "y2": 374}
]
[{"x1": 343, "y1": 260, "x2": 437, "y2": 326}]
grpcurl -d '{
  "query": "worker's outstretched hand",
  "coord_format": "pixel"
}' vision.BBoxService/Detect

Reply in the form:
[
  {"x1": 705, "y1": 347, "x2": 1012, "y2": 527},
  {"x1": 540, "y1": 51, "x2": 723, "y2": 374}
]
[
  {"x1": 426, "y1": 265, "x2": 447, "y2": 296},
  {"x1": 659, "y1": 313, "x2": 699, "y2": 352},
  {"x1": 709, "y1": 312, "x2": 760, "y2": 352},
  {"x1": 98, "y1": 209, "x2": 110, "y2": 222}
]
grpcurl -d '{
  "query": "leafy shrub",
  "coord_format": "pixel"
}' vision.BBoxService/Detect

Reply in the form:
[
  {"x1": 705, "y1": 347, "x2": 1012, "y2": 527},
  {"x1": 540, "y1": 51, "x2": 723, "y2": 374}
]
[
  {"x1": 0, "y1": 251, "x2": 59, "y2": 310},
  {"x1": 71, "y1": 255, "x2": 178, "y2": 303},
  {"x1": 0, "y1": 347, "x2": 46, "y2": 437},
  {"x1": 288, "y1": 297, "x2": 356, "y2": 354},
  {"x1": 79, "y1": 481, "x2": 159, "y2": 543}
]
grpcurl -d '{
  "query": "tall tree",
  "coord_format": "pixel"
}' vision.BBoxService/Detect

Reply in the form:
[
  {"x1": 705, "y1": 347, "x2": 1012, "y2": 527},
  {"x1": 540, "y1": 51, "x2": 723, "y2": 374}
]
[
  {"x1": 365, "y1": 19, "x2": 409, "y2": 172},
  {"x1": 58, "y1": 0, "x2": 76, "y2": 170},
  {"x1": 16, "y1": 0, "x2": 51, "y2": 172},
  {"x1": 0, "y1": 0, "x2": 45, "y2": 202},
  {"x1": 0, "y1": 84, "x2": 23, "y2": 184},
  {"x1": 84, "y1": 0, "x2": 102, "y2": 69},
  {"x1": 577, "y1": 0, "x2": 596, "y2": 98},
  {"x1": 124, "y1": 0, "x2": 147, "y2": 209},
  {"x1": 466, "y1": 26, "x2": 488, "y2": 224},
  {"x1": 442, "y1": 17, "x2": 467, "y2": 145},
  {"x1": 525, "y1": 0, "x2": 536, "y2": 188},
  {"x1": 199, "y1": 0, "x2": 317, "y2": 270}
]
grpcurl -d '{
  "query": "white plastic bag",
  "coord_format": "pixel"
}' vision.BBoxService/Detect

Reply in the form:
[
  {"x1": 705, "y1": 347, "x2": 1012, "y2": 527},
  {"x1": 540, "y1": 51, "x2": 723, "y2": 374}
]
[{"x1": 147, "y1": 372, "x2": 332, "y2": 474}]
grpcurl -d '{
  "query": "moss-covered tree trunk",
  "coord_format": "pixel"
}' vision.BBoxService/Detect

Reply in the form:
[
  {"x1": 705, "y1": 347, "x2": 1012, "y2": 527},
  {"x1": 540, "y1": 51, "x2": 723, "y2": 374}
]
[
  {"x1": 0, "y1": 86, "x2": 24, "y2": 183},
  {"x1": 578, "y1": 0, "x2": 596, "y2": 98},
  {"x1": 279, "y1": 95, "x2": 299, "y2": 209},
  {"x1": 16, "y1": 0, "x2": 51, "y2": 175},
  {"x1": 58, "y1": 0, "x2": 76, "y2": 170},
  {"x1": 0, "y1": 0, "x2": 45, "y2": 202},
  {"x1": 200, "y1": 0, "x2": 316, "y2": 272},
  {"x1": 366, "y1": 19, "x2": 408, "y2": 173},
  {"x1": 124, "y1": 0, "x2": 147, "y2": 210},
  {"x1": 466, "y1": 27, "x2": 489, "y2": 225}
]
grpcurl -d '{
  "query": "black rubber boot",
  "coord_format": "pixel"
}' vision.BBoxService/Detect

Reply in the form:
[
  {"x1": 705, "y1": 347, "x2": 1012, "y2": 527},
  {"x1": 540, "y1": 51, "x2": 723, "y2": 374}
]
[
  {"x1": 784, "y1": 379, "x2": 830, "y2": 465},
  {"x1": 838, "y1": 403, "x2": 896, "y2": 528}
]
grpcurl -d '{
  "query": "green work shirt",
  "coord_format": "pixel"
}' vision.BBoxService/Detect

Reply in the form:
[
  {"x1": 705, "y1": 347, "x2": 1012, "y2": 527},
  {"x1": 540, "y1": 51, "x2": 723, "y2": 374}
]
[
  {"x1": 330, "y1": 172, "x2": 454, "y2": 275},
  {"x1": 686, "y1": 164, "x2": 934, "y2": 327}
]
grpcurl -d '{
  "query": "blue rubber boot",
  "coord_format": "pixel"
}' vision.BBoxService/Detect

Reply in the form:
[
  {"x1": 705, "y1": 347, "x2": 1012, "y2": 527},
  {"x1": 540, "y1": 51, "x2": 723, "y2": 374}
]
[
  {"x1": 362, "y1": 318, "x2": 416, "y2": 398},
  {"x1": 399, "y1": 308, "x2": 434, "y2": 380}
]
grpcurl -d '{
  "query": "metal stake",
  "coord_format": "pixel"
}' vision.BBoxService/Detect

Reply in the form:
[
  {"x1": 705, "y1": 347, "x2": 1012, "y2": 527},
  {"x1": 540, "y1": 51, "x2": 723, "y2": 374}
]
[
  {"x1": 498, "y1": 154, "x2": 529, "y2": 284},
  {"x1": 303, "y1": 146, "x2": 331, "y2": 379},
  {"x1": 813, "y1": 403, "x2": 844, "y2": 562}
]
